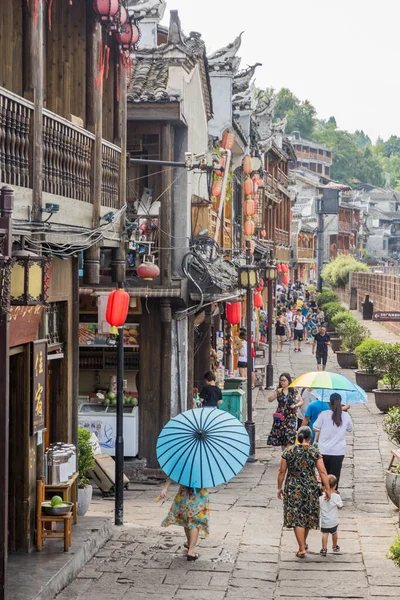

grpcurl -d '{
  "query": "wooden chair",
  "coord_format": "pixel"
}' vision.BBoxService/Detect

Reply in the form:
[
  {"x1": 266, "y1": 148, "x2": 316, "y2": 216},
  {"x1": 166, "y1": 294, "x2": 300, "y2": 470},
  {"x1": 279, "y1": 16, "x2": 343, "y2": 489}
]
[{"x1": 36, "y1": 478, "x2": 72, "y2": 552}]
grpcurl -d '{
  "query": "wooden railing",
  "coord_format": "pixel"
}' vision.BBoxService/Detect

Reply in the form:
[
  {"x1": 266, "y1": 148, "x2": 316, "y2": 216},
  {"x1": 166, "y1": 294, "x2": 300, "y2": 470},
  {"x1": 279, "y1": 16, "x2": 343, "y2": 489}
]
[
  {"x1": 277, "y1": 167, "x2": 288, "y2": 188},
  {"x1": 43, "y1": 110, "x2": 95, "y2": 202},
  {"x1": 102, "y1": 140, "x2": 121, "y2": 208},
  {"x1": 0, "y1": 88, "x2": 33, "y2": 188},
  {"x1": 338, "y1": 221, "x2": 351, "y2": 233},
  {"x1": 297, "y1": 247, "x2": 314, "y2": 260},
  {"x1": 275, "y1": 228, "x2": 289, "y2": 245}
]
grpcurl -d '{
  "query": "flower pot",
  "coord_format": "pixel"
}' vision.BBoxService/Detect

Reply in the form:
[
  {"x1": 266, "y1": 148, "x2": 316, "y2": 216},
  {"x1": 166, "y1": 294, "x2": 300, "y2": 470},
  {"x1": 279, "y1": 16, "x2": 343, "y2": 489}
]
[
  {"x1": 385, "y1": 470, "x2": 400, "y2": 507},
  {"x1": 355, "y1": 370, "x2": 381, "y2": 392},
  {"x1": 330, "y1": 337, "x2": 342, "y2": 353},
  {"x1": 77, "y1": 484, "x2": 93, "y2": 517},
  {"x1": 336, "y1": 351, "x2": 357, "y2": 369},
  {"x1": 373, "y1": 389, "x2": 400, "y2": 413}
]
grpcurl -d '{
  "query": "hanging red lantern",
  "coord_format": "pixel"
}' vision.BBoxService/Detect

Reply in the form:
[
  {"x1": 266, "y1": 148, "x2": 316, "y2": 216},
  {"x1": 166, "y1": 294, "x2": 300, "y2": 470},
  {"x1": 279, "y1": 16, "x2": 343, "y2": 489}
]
[
  {"x1": 106, "y1": 288, "x2": 130, "y2": 334},
  {"x1": 282, "y1": 275, "x2": 289, "y2": 285},
  {"x1": 254, "y1": 292, "x2": 263, "y2": 309},
  {"x1": 277, "y1": 263, "x2": 282, "y2": 273},
  {"x1": 256, "y1": 278, "x2": 264, "y2": 292},
  {"x1": 221, "y1": 132, "x2": 235, "y2": 150},
  {"x1": 215, "y1": 156, "x2": 226, "y2": 178},
  {"x1": 136, "y1": 255, "x2": 160, "y2": 281},
  {"x1": 93, "y1": 0, "x2": 119, "y2": 23},
  {"x1": 243, "y1": 178, "x2": 253, "y2": 196},
  {"x1": 260, "y1": 230, "x2": 266, "y2": 238},
  {"x1": 212, "y1": 179, "x2": 223, "y2": 198},
  {"x1": 226, "y1": 302, "x2": 242, "y2": 325},
  {"x1": 116, "y1": 17, "x2": 140, "y2": 51},
  {"x1": 298, "y1": 233, "x2": 303, "y2": 240},
  {"x1": 243, "y1": 155, "x2": 252, "y2": 175},
  {"x1": 244, "y1": 198, "x2": 255, "y2": 216},
  {"x1": 244, "y1": 220, "x2": 255, "y2": 236}
]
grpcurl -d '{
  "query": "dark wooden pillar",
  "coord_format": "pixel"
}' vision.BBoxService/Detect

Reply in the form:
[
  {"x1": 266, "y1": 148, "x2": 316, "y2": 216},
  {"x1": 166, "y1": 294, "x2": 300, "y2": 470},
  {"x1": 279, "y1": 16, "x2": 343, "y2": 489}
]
[
  {"x1": 23, "y1": 0, "x2": 44, "y2": 221},
  {"x1": 0, "y1": 186, "x2": 13, "y2": 599},
  {"x1": 160, "y1": 298, "x2": 172, "y2": 427},
  {"x1": 194, "y1": 305, "x2": 212, "y2": 390},
  {"x1": 160, "y1": 124, "x2": 174, "y2": 285},
  {"x1": 71, "y1": 256, "x2": 79, "y2": 449},
  {"x1": 84, "y1": 14, "x2": 103, "y2": 284},
  {"x1": 187, "y1": 314, "x2": 195, "y2": 409}
]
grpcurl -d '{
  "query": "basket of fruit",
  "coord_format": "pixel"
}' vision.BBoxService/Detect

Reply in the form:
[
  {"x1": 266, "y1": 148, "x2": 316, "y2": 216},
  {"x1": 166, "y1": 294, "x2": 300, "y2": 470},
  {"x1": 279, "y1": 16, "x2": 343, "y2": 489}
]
[{"x1": 42, "y1": 495, "x2": 73, "y2": 516}]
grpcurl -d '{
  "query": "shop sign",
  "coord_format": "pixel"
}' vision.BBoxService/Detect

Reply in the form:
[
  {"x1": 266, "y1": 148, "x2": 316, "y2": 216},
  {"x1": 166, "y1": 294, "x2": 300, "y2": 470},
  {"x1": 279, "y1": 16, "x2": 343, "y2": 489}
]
[
  {"x1": 10, "y1": 305, "x2": 43, "y2": 347},
  {"x1": 372, "y1": 311, "x2": 400, "y2": 322},
  {"x1": 31, "y1": 339, "x2": 47, "y2": 435},
  {"x1": 79, "y1": 323, "x2": 140, "y2": 347}
]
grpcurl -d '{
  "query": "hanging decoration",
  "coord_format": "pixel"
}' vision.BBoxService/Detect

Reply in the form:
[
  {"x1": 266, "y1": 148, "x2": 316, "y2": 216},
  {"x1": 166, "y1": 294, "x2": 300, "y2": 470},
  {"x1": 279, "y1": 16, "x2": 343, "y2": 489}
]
[
  {"x1": 243, "y1": 178, "x2": 253, "y2": 196},
  {"x1": 260, "y1": 230, "x2": 266, "y2": 238},
  {"x1": 215, "y1": 157, "x2": 226, "y2": 178},
  {"x1": 244, "y1": 199, "x2": 255, "y2": 217},
  {"x1": 244, "y1": 220, "x2": 255, "y2": 236},
  {"x1": 93, "y1": 0, "x2": 120, "y2": 25},
  {"x1": 282, "y1": 275, "x2": 289, "y2": 285},
  {"x1": 94, "y1": 40, "x2": 110, "y2": 90},
  {"x1": 226, "y1": 302, "x2": 242, "y2": 325},
  {"x1": 256, "y1": 278, "x2": 264, "y2": 292},
  {"x1": 254, "y1": 292, "x2": 263, "y2": 309},
  {"x1": 27, "y1": 0, "x2": 42, "y2": 26},
  {"x1": 116, "y1": 15, "x2": 140, "y2": 53},
  {"x1": 106, "y1": 288, "x2": 130, "y2": 334},
  {"x1": 136, "y1": 255, "x2": 160, "y2": 281},
  {"x1": 242, "y1": 155, "x2": 252, "y2": 175},
  {"x1": 212, "y1": 180, "x2": 223, "y2": 198},
  {"x1": 221, "y1": 132, "x2": 235, "y2": 151}
]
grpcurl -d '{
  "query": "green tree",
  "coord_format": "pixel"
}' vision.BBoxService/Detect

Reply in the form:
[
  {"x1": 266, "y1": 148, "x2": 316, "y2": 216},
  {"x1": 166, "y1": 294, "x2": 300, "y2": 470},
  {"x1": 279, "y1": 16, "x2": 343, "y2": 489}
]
[
  {"x1": 354, "y1": 130, "x2": 371, "y2": 148},
  {"x1": 384, "y1": 135, "x2": 400, "y2": 158}
]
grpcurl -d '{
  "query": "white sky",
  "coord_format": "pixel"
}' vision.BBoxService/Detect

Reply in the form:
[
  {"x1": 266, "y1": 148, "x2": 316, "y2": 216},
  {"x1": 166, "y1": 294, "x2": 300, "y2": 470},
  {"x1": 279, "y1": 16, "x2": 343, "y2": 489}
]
[{"x1": 160, "y1": 0, "x2": 400, "y2": 142}]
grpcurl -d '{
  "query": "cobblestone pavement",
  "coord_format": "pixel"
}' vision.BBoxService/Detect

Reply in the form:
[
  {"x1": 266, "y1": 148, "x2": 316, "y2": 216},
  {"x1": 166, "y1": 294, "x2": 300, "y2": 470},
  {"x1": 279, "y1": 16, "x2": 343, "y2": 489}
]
[{"x1": 56, "y1": 310, "x2": 400, "y2": 600}]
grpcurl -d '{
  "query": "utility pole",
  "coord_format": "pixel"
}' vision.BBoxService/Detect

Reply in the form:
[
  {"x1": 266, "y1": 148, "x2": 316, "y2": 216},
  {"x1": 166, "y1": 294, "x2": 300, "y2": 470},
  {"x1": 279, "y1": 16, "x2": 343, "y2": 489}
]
[
  {"x1": 245, "y1": 241, "x2": 256, "y2": 462},
  {"x1": 317, "y1": 199, "x2": 324, "y2": 292}
]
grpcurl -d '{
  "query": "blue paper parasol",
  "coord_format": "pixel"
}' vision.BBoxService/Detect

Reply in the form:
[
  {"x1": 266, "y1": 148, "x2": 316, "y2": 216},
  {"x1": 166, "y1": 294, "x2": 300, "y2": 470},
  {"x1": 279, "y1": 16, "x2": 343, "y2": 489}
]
[
  {"x1": 313, "y1": 383, "x2": 368, "y2": 405},
  {"x1": 156, "y1": 408, "x2": 250, "y2": 489}
]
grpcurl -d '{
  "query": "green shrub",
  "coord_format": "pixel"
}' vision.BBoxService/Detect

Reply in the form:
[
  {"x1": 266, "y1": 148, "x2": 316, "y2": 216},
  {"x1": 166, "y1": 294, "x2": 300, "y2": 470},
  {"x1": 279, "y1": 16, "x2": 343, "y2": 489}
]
[
  {"x1": 78, "y1": 425, "x2": 96, "y2": 488},
  {"x1": 336, "y1": 320, "x2": 369, "y2": 352},
  {"x1": 383, "y1": 407, "x2": 400, "y2": 446},
  {"x1": 306, "y1": 284, "x2": 317, "y2": 294},
  {"x1": 317, "y1": 291, "x2": 339, "y2": 307},
  {"x1": 378, "y1": 343, "x2": 400, "y2": 390},
  {"x1": 322, "y1": 255, "x2": 369, "y2": 288},
  {"x1": 387, "y1": 535, "x2": 400, "y2": 568},
  {"x1": 331, "y1": 311, "x2": 356, "y2": 329},
  {"x1": 354, "y1": 339, "x2": 387, "y2": 374},
  {"x1": 323, "y1": 302, "x2": 347, "y2": 323}
]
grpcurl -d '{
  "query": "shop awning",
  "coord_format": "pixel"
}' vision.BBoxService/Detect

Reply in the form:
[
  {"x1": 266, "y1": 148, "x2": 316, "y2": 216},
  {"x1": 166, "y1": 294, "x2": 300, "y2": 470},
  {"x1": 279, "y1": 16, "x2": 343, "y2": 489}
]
[{"x1": 79, "y1": 287, "x2": 182, "y2": 298}]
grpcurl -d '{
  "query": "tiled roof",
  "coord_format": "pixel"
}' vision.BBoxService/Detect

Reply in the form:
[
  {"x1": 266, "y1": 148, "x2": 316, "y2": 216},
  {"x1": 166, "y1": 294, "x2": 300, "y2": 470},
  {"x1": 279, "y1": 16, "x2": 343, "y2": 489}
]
[{"x1": 127, "y1": 58, "x2": 179, "y2": 103}]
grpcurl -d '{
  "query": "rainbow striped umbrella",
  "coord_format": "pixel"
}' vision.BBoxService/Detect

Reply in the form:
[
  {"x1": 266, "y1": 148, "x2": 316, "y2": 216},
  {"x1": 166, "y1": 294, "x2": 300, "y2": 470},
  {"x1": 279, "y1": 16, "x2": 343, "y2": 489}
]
[{"x1": 289, "y1": 371, "x2": 358, "y2": 392}]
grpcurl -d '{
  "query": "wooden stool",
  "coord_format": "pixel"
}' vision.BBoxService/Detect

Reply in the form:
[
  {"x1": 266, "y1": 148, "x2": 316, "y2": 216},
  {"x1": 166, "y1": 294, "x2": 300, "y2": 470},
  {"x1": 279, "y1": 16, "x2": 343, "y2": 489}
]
[
  {"x1": 36, "y1": 478, "x2": 72, "y2": 552},
  {"x1": 44, "y1": 471, "x2": 78, "y2": 525}
]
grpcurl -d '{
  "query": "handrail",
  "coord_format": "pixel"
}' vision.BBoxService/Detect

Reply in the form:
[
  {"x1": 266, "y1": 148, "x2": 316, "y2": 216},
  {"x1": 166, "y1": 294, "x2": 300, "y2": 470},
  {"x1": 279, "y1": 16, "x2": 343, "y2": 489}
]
[
  {"x1": 0, "y1": 86, "x2": 34, "y2": 110},
  {"x1": 102, "y1": 138, "x2": 122, "y2": 153},
  {"x1": 43, "y1": 107, "x2": 96, "y2": 141}
]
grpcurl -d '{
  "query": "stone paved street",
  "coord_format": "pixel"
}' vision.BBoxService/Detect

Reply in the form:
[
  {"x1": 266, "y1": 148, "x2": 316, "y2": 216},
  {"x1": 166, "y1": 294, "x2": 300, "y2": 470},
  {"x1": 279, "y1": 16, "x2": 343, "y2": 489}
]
[{"x1": 56, "y1": 310, "x2": 400, "y2": 600}]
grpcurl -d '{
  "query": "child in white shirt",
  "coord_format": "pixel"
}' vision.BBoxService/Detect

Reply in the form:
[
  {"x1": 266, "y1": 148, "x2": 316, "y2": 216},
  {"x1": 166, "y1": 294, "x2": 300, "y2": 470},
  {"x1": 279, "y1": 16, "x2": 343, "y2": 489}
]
[{"x1": 319, "y1": 474, "x2": 343, "y2": 556}]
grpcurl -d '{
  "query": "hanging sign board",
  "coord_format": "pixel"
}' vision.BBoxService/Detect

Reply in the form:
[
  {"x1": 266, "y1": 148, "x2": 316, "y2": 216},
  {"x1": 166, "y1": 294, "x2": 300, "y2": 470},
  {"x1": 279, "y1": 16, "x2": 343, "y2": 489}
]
[
  {"x1": 372, "y1": 311, "x2": 400, "y2": 322},
  {"x1": 31, "y1": 339, "x2": 47, "y2": 435},
  {"x1": 10, "y1": 305, "x2": 43, "y2": 347}
]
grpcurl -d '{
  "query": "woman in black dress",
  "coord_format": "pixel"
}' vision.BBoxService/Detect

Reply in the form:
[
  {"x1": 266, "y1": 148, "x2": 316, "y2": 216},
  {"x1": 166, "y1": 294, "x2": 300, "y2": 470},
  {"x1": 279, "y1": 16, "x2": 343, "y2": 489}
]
[
  {"x1": 277, "y1": 426, "x2": 330, "y2": 558},
  {"x1": 275, "y1": 311, "x2": 286, "y2": 352}
]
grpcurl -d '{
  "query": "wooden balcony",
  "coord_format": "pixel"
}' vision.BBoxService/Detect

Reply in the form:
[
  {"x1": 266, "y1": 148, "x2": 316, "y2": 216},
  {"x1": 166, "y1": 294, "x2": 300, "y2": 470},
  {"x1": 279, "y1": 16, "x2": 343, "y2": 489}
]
[
  {"x1": 0, "y1": 86, "x2": 121, "y2": 212},
  {"x1": 191, "y1": 203, "x2": 233, "y2": 252},
  {"x1": 275, "y1": 228, "x2": 289, "y2": 245},
  {"x1": 277, "y1": 167, "x2": 289, "y2": 188},
  {"x1": 297, "y1": 247, "x2": 314, "y2": 261},
  {"x1": 338, "y1": 221, "x2": 352, "y2": 233}
]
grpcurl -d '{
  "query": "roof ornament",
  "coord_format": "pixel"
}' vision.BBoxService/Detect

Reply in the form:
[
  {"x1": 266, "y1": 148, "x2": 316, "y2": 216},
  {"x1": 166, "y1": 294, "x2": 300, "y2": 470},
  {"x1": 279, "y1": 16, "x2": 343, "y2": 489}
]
[
  {"x1": 208, "y1": 32, "x2": 243, "y2": 72},
  {"x1": 128, "y1": 0, "x2": 166, "y2": 19},
  {"x1": 168, "y1": 10, "x2": 185, "y2": 46},
  {"x1": 233, "y1": 63, "x2": 262, "y2": 94}
]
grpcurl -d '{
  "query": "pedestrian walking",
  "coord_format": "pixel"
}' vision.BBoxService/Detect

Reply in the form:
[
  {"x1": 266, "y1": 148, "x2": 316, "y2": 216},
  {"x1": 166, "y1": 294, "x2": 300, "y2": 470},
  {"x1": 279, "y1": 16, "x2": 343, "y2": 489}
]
[
  {"x1": 238, "y1": 331, "x2": 248, "y2": 378},
  {"x1": 160, "y1": 479, "x2": 210, "y2": 561},
  {"x1": 319, "y1": 474, "x2": 343, "y2": 556},
  {"x1": 267, "y1": 373, "x2": 303, "y2": 449},
  {"x1": 277, "y1": 426, "x2": 330, "y2": 558},
  {"x1": 275, "y1": 311, "x2": 286, "y2": 352},
  {"x1": 199, "y1": 371, "x2": 223, "y2": 407},
  {"x1": 312, "y1": 325, "x2": 331, "y2": 371},
  {"x1": 313, "y1": 393, "x2": 353, "y2": 489},
  {"x1": 297, "y1": 388, "x2": 318, "y2": 430},
  {"x1": 293, "y1": 309, "x2": 305, "y2": 352}
]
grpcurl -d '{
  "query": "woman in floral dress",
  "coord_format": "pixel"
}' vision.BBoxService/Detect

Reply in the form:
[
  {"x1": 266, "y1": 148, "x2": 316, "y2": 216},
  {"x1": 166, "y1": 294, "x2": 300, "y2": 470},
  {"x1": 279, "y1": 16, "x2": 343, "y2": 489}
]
[
  {"x1": 160, "y1": 479, "x2": 210, "y2": 561},
  {"x1": 267, "y1": 373, "x2": 303, "y2": 449},
  {"x1": 277, "y1": 426, "x2": 330, "y2": 558}
]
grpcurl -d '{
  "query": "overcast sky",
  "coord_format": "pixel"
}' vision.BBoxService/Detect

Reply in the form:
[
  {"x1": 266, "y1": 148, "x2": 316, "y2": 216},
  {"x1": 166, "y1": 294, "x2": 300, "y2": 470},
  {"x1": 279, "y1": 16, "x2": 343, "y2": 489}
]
[{"x1": 160, "y1": 0, "x2": 399, "y2": 142}]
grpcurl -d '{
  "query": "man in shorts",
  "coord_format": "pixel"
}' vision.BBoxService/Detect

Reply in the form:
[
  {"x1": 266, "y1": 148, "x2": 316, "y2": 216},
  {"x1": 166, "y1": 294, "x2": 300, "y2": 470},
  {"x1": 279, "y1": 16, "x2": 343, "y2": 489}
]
[
  {"x1": 312, "y1": 325, "x2": 330, "y2": 371},
  {"x1": 293, "y1": 309, "x2": 305, "y2": 352}
]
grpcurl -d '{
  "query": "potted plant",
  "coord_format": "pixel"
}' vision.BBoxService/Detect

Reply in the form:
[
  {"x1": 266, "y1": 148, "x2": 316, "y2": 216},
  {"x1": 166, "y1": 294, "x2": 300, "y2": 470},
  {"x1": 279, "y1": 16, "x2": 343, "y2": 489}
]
[
  {"x1": 322, "y1": 302, "x2": 347, "y2": 343},
  {"x1": 388, "y1": 535, "x2": 400, "y2": 568},
  {"x1": 354, "y1": 339, "x2": 386, "y2": 391},
  {"x1": 330, "y1": 310, "x2": 355, "y2": 352},
  {"x1": 317, "y1": 291, "x2": 340, "y2": 307},
  {"x1": 382, "y1": 407, "x2": 400, "y2": 507},
  {"x1": 77, "y1": 425, "x2": 96, "y2": 516},
  {"x1": 335, "y1": 320, "x2": 369, "y2": 369},
  {"x1": 374, "y1": 343, "x2": 400, "y2": 412}
]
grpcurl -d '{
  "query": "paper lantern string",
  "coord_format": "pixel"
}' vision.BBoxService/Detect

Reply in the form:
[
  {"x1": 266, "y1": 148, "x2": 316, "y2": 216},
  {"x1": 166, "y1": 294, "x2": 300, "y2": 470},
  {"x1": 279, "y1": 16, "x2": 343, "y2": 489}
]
[{"x1": 95, "y1": 41, "x2": 110, "y2": 91}]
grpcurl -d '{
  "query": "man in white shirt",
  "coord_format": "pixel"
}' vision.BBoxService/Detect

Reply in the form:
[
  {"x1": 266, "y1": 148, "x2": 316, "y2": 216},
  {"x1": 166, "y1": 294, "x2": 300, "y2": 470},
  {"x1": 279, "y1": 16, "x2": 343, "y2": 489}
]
[{"x1": 293, "y1": 309, "x2": 305, "y2": 352}]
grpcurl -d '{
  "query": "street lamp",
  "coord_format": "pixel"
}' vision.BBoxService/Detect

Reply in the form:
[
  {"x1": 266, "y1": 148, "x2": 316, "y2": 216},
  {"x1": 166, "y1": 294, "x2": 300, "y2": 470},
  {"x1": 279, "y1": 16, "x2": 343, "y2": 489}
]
[
  {"x1": 239, "y1": 241, "x2": 259, "y2": 462},
  {"x1": 264, "y1": 260, "x2": 277, "y2": 389}
]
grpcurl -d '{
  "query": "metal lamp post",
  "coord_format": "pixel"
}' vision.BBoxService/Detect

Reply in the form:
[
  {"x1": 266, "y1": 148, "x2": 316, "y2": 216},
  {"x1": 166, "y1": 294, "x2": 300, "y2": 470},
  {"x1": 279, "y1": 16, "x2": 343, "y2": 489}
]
[
  {"x1": 265, "y1": 261, "x2": 277, "y2": 389},
  {"x1": 239, "y1": 240, "x2": 259, "y2": 462}
]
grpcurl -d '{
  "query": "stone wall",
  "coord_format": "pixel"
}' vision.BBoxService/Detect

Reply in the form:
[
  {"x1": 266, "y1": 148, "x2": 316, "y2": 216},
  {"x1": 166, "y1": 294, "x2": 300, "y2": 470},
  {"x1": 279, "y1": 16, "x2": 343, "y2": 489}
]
[{"x1": 350, "y1": 272, "x2": 400, "y2": 336}]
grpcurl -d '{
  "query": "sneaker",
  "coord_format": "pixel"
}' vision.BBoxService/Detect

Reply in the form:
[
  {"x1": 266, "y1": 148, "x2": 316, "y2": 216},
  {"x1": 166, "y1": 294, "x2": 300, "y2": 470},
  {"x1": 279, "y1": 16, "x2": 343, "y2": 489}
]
[
  {"x1": 320, "y1": 548, "x2": 327, "y2": 556},
  {"x1": 298, "y1": 349, "x2": 302, "y2": 352},
  {"x1": 294, "y1": 348, "x2": 297, "y2": 352},
  {"x1": 332, "y1": 545, "x2": 340, "y2": 553}
]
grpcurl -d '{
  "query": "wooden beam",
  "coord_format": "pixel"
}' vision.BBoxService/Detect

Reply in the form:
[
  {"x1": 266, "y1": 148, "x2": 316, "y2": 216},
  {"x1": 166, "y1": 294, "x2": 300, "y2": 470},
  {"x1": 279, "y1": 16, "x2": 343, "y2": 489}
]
[
  {"x1": 160, "y1": 124, "x2": 174, "y2": 286},
  {"x1": 23, "y1": 0, "x2": 44, "y2": 221}
]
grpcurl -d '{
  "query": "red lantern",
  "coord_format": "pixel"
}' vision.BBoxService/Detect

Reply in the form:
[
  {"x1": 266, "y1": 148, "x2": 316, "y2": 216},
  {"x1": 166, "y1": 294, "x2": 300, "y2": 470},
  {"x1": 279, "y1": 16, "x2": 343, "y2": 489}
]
[
  {"x1": 136, "y1": 256, "x2": 160, "y2": 281},
  {"x1": 243, "y1": 155, "x2": 252, "y2": 175},
  {"x1": 244, "y1": 220, "x2": 255, "y2": 236},
  {"x1": 215, "y1": 157, "x2": 226, "y2": 178},
  {"x1": 282, "y1": 275, "x2": 288, "y2": 285},
  {"x1": 221, "y1": 132, "x2": 235, "y2": 150},
  {"x1": 116, "y1": 17, "x2": 140, "y2": 51},
  {"x1": 256, "y1": 278, "x2": 264, "y2": 292},
  {"x1": 276, "y1": 263, "x2": 282, "y2": 273},
  {"x1": 244, "y1": 199, "x2": 255, "y2": 216},
  {"x1": 106, "y1": 288, "x2": 130, "y2": 334},
  {"x1": 93, "y1": 0, "x2": 119, "y2": 23},
  {"x1": 243, "y1": 178, "x2": 253, "y2": 196},
  {"x1": 226, "y1": 302, "x2": 242, "y2": 325},
  {"x1": 254, "y1": 292, "x2": 263, "y2": 309},
  {"x1": 212, "y1": 180, "x2": 223, "y2": 198},
  {"x1": 260, "y1": 230, "x2": 266, "y2": 238}
]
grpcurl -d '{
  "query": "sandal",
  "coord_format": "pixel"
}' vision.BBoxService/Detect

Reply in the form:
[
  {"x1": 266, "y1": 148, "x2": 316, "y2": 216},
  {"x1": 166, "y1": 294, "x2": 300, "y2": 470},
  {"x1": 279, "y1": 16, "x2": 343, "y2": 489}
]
[
  {"x1": 184, "y1": 542, "x2": 189, "y2": 549},
  {"x1": 320, "y1": 548, "x2": 327, "y2": 556},
  {"x1": 332, "y1": 545, "x2": 340, "y2": 553},
  {"x1": 187, "y1": 553, "x2": 199, "y2": 561},
  {"x1": 296, "y1": 551, "x2": 306, "y2": 558}
]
